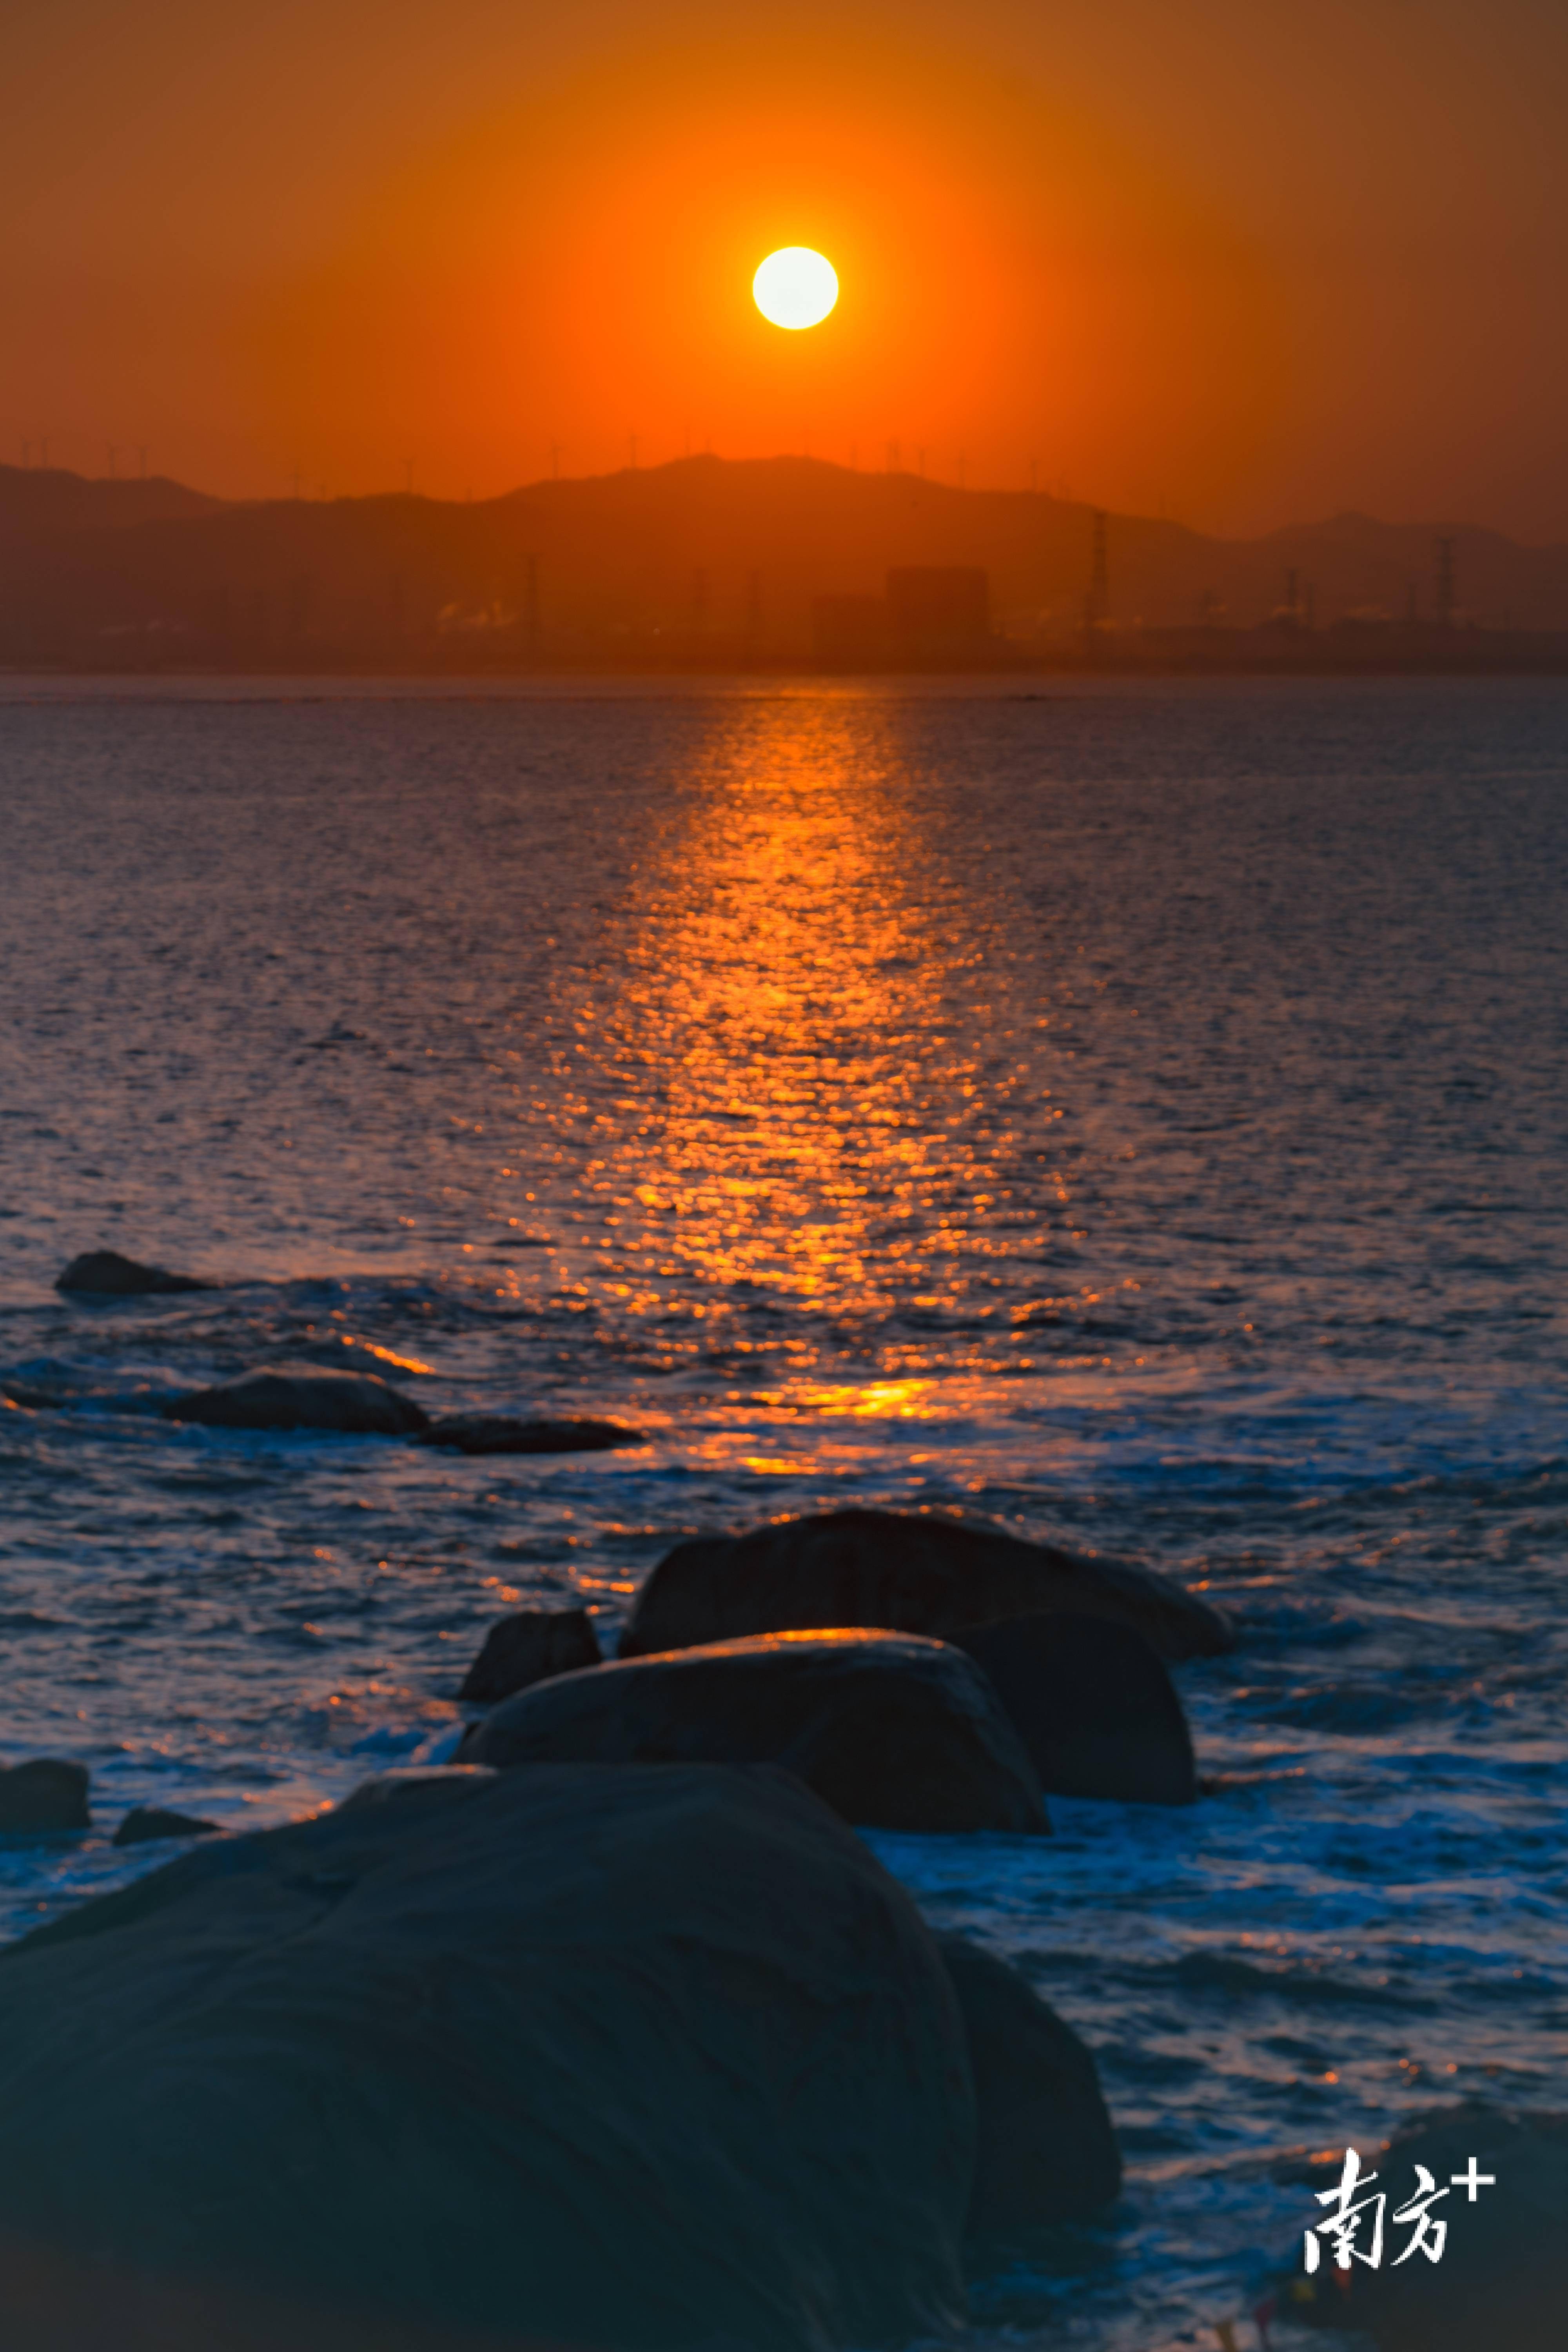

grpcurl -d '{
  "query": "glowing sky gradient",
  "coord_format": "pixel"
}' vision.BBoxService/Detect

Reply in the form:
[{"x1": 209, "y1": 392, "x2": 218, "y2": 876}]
[{"x1": 6, "y1": 0, "x2": 1566, "y2": 534}]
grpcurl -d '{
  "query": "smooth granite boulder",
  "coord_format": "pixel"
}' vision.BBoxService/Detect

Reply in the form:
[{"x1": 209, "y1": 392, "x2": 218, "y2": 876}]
[
  {"x1": 0, "y1": 1763, "x2": 975, "y2": 2352},
  {"x1": 459, "y1": 1630, "x2": 1048, "y2": 1834},
  {"x1": 0, "y1": 2238, "x2": 578, "y2": 2352},
  {"x1": 459, "y1": 1608, "x2": 602, "y2": 1703},
  {"x1": 423, "y1": 1415, "x2": 644, "y2": 1455},
  {"x1": 335, "y1": 1765, "x2": 500, "y2": 1816},
  {"x1": 112, "y1": 1806, "x2": 221, "y2": 1848},
  {"x1": 55, "y1": 1250, "x2": 212, "y2": 1298},
  {"x1": 0, "y1": 1761, "x2": 90, "y2": 1834},
  {"x1": 619, "y1": 1508, "x2": 1234, "y2": 1664},
  {"x1": 162, "y1": 1363, "x2": 429, "y2": 1437},
  {"x1": 936, "y1": 1933, "x2": 1122, "y2": 2239},
  {"x1": 1282, "y1": 2103, "x2": 1568, "y2": 2352},
  {"x1": 954, "y1": 1612, "x2": 1198, "y2": 1804}
]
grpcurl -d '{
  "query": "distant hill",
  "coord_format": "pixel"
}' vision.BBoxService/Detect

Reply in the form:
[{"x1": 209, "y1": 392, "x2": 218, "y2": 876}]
[{"x1": 4, "y1": 455, "x2": 1567, "y2": 668}]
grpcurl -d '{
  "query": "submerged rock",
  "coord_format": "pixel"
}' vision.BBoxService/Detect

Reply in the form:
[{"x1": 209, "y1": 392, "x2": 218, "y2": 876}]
[
  {"x1": 459, "y1": 1629, "x2": 1048, "y2": 1834},
  {"x1": 163, "y1": 1364, "x2": 429, "y2": 1437},
  {"x1": 422, "y1": 1413, "x2": 644, "y2": 1454},
  {"x1": 937, "y1": 1933, "x2": 1122, "y2": 2237},
  {"x1": 1282, "y1": 2102, "x2": 1568, "y2": 2352},
  {"x1": 955, "y1": 1611, "x2": 1198, "y2": 1804},
  {"x1": 0, "y1": 1763, "x2": 975, "y2": 2351},
  {"x1": 113, "y1": 1806, "x2": 221, "y2": 1848},
  {"x1": 620, "y1": 1506, "x2": 1234, "y2": 1664},
  {"x1": 0, "y1": 1760, "x2": 90, "y2": 1835},
  {"x1": 458, "y1": 1607, "x2": 602, "y2": 1703},
  {"x1": 56, "y1": 1250, "x2": 211, "y2": 1297}
]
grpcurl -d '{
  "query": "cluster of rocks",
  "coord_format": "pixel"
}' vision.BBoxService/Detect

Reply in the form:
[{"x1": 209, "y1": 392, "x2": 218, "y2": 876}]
[
  {"x1": 0, "y1": 1763, "x2": 218, "y2": 1846},
  {"x1": 159, "y1": 1365, "x2": 642, "y2": 1455},
  {"x1": 452, "y1": 1508, "x2": 1223, "y2": 1820},
  {"x1": 48, "y1": 1255, "x2": 644, "y2": 1453}
]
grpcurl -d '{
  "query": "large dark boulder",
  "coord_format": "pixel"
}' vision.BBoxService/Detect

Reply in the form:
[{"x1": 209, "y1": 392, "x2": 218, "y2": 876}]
[
  {"x1": 954, "y1": 1612, "x2": 1198, "y2": 1804},
  {"x1": 162, "y1": 1364, "x2": 429, "y2": 1437},
  {"x1": 936, "y1": 1934, "x2": 1122, "y2": 2238},
  {"x1": 0, "y1": 1763, "x2": 976, "y2": 2351},
  {"x1": 1283, "y1": 2103, "x2": 1568, "y2": 2352},
  {"x1": 459, "y1": 1631, "x2": 1049, "y2": 1834},
  {"x1": 56, "y1": 1250, "x2": 211, "y2": 1297},
  {"x1": 0, "y1": 1761, "x2": 90, "y2": 1834},
  {"x1": 0, "y1": 2236, "x2": 577, "y2": 2352},
  {"x1": 112, "y1": 1806, "x2": 220, "y2": 1848},
  {"x1": 423, "y1": 1415, "x2": 644, "y2": 1455},
  {"x1": 335, "y1": 1766, "x2": 499, "y2": 1817},
  {"x1": 619, "y1": 1509, "x2": 1233, "y2": 1664},
  {"x1": 459, "y1": 1608, "x2": 602, "y2": 1703}
]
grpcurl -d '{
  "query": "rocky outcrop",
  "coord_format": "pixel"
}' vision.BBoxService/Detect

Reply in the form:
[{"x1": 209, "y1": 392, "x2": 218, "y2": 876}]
[
  {"x1": 0, "y1": 1761, "x2": 90, "y2": 1834},
  {"x1": 458, "y1": 1608, "x2": 601, "y2": 1703},
  {"x1": 937, "y1": 1933, "x2": 1122, "y2": 2236},
  {"x1": 162, "y1": 1365, "x2": 429, "y2": 1437},
  {"x1": 619, "y1": 1507, "x2": 1234, "y2": 1664},
  {"x1": 0, "y1": 1763, "x2": 976, "y2": 2351},
  {"x1": 458, "y1": 1630, "x2": 1048, "y2": 1834},
  {"x1": 112, "y1": 1806, "x2": 221, "y2": 1848},
  {"x1": 55, "y1": 1250, "x2": 211, "y2": 1297},
  {"x1": 422, "y1": 1414, "x2": 644, "y2": 1455},
  {"x1": 955, "y1": 1612, "x2": 1198, "y2": 1804},
  {"x1": 335, "y1": 1766, "x2": 499, "y2": 1816},
  {"x1": 1283, "y1": 2103, "x2": 1568, "y2": 2352}
]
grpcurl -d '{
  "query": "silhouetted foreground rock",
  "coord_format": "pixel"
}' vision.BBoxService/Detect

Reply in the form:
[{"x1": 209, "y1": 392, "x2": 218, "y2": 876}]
[
  {"x1": 955, "y1": 1612, "x2": 1198, "y2": 1804},
  {"x1": 937, "y1": 1934, "x2": 1122, "y2": 2236},
  {"x1": 0, "y1": 1764, "x2": 975, "y2": 2352},
  {"x1": 56, "y1": 1250, "x2": 211, "y2": 1296},
  {"x1": 0, "y1": 1760, "x2": 89, "y2": 1834},
  {"x1": 163, "y1": 1363, "x2": 430, "y2": 1436},
  {"x1": 423, "y1": 1414, "x2": 644, "y2": 1454},
  {"x1": 620, "y1": 1508, "x2": 1234, "y2": 1664},
  {"x1": 112, "y1": 1806, "x2": 220, "y2": 1848},
  {"x1": 1282, "y1": 2102, "x2": 1568, "y2": 2352},
  {"x1": 0, "y1": 2234, "x2": 582, "y2": 2352},
  {"x1": 335, "y1": 1764, "x2": 499, "y2": 1816},
  {"x1": 459, "y1": 1607, "x2": 602, "y2": 1702},
  {"x1": 459, "y1": 1630, "x2": 1048, "y2": 1833}
]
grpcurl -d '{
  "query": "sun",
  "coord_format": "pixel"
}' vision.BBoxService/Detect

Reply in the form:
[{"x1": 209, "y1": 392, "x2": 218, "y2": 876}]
[{"x1": 753, "y1": 247, "x2": 839, "y2": 331}]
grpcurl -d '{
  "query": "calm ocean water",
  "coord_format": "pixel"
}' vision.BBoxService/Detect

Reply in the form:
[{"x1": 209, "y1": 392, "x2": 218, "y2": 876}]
[{"x1": 2, "y1": 674, "x2": 1565, "y2": 2348}]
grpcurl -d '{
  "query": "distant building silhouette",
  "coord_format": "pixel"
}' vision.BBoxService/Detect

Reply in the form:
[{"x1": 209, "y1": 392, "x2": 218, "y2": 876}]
[
  {"x1": 812, "y1": 593, "x2": 889, "y2": 666},
  {"x1": 886, "y1": 566, "x2": 990, "y2": 655},
  {"x1": 814, "y1": 569, "x2": 992, "y2": 666}
]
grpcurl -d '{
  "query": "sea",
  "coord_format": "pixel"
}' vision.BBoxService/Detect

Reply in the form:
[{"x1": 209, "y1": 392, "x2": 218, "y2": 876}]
[{"x1": 1, "y1": 673, "x2": 1564, "y2": 2350}]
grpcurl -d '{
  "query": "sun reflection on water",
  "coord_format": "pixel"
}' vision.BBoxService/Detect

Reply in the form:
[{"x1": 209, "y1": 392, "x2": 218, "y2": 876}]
[{"x1": 535, "y1": 698, "x2": 1054, "y2": 1417}]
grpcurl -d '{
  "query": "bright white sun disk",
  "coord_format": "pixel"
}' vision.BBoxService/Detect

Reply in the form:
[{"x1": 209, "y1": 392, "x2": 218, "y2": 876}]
[{"x1": 753, "y1": 247, "x2": 838, "y2": 330}]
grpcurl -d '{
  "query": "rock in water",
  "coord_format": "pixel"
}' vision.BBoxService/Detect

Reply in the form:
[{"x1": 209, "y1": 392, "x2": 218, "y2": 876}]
[
  {"x1": 458, "y1": 1607, "x2": 602, "y2": 1703},
  {"x1": 0, "y1": 1761, "x2": 90, "y2": 1834},
  {"x1": 619, "y1": 1506, "x2": 1234, "y2": 1663},
  {"x1": 55, "y1": 1250, "x2": 211, "y2": 1297},
  {"x1": 112, "y1": 1806, "x2": 221, "y2": 1847},
  {"x1": 163, "y1": 1364, "x2": 429, "y2": 1437},
  {"x1": 936, "y1": 1933, "x2": 1122, "y2": 2236},
  {"x1": 422, "y1": 1414, "x2": 644, "y2": 1454},
  {"x1": 954, "y1": 1612, "x2": 1198, "y2": 1805},
  {"x1": 1282, "y1": 2103, "x2": 1568, "y2": 2352},
  {"x1": 0, "y1": 1764, "x2": 975, "y2": 2351},
  {"x1": 458, "y1": 1630, "x2": 1048, "y2": 1833}
]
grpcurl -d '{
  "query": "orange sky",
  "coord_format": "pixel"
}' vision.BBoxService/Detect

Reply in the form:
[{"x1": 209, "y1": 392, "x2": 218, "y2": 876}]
[{"x1": 6, "y1": 0, "x2": 1567, "y2": 536}]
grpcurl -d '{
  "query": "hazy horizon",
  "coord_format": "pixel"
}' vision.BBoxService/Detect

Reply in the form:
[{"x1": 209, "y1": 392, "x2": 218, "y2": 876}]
[{"x1": 10, "y1": 448, "x2": 1568, "y2": 554}]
